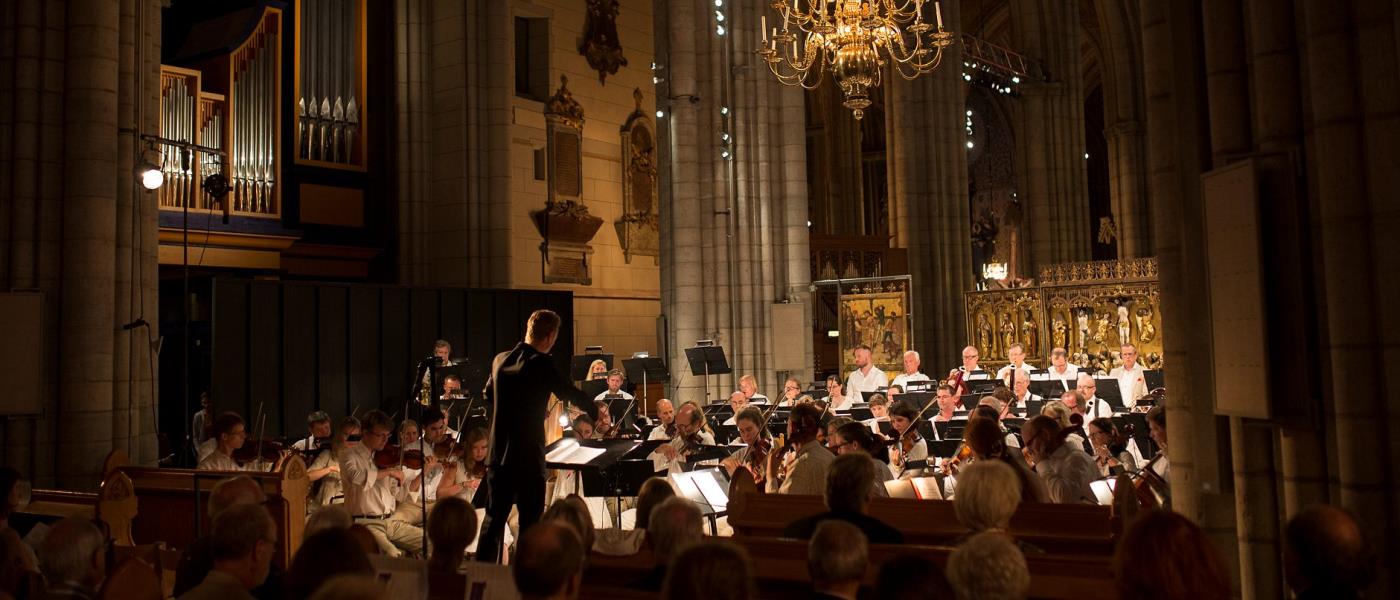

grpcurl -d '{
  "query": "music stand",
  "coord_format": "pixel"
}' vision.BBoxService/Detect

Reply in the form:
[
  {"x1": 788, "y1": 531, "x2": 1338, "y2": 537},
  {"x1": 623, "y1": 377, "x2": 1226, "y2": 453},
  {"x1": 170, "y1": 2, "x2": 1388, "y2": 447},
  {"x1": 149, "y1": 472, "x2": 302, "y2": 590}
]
[
  {"x1": 581, "y1": 379, "x2": 610, "y2": 402},
  {"x1": 668, "y1": 467, "x2": 732, "y2": 535},
  {"x1": 1093, "y1": 377, "x2": 1125, "y2": 411},
  {"x1": 1143, "y1": 369, "x2": 1165, "y2": 390},
  {"x1": 570, "y1": 352, "x2": 614, "y2": 382},
  {"x1": 623, "y1": 354, "x2": 670, "y2": 420},
  {"x1": 684, "y1": 343, "x2": 732, "y2": 405}
]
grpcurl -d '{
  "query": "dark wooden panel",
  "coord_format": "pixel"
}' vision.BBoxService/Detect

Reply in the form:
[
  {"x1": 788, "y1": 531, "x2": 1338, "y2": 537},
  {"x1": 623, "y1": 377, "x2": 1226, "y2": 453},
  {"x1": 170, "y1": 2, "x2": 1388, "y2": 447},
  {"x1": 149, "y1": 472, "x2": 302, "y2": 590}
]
[
  {"x1": 211, "y1": 279, "x2": 250, "y2": 417},
  {"x1": 280, "y1": 285, "x2": 317, "y2": 435},
  {"x1": 466, "y1": 291, "x2": 496, "y2": 370},
  {"x1": 316, "y1": 286, "x2": 349, "y2": 417},
  {"x1": 440, "y1": 290, "x2": 466, "y2": 359},
  {"x1": 248, "y1": 283, "x2": 282, "y2": 428},
  {"x1": 379, "y1": 288, "x2": 410, "y2": 412},
  {"x1": 409, "y1": 288, "x2": 440, "y2": 361},
  {"x1": 347, "y1": 287, "x2": 381, "y2": 421}
]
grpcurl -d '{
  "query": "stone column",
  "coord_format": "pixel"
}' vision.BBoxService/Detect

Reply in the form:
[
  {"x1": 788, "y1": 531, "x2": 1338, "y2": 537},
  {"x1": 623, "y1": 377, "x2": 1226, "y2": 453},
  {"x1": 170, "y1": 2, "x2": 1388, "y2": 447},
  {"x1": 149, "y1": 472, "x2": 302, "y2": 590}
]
[
  {"x1": 1011, "y1": 0, "x2": 1091, "y2": 270},
  {"x1": 395, "y1": 0, "x2": 432, "y2": 284},
  {"x1": 886, "y1": 1, "x2": 970, "y2": 371},
  {"x1": 657, "y1": 0, "x2": 813, "y2": 403},
  {"x1": 421, "y1": 0, "x2": 512, "y2": 287},
  {"x1": 1093, "y1": 0, "x2": 1150, "y2": 258}
]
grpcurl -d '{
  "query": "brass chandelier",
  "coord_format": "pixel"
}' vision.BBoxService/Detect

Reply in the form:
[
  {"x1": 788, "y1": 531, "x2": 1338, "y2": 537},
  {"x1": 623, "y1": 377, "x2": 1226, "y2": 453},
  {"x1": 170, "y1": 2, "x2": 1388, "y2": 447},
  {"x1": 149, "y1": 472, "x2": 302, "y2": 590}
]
[{"x1": 757, "y1": 0, "x2": 955, "y2": 120}]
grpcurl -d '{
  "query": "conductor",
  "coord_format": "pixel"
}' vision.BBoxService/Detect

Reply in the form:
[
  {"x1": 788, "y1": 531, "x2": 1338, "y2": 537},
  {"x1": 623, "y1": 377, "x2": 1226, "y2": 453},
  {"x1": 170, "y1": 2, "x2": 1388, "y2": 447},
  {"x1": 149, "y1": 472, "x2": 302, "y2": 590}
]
[{"x1": 477, "y1": 309, "x2": 598, "y2": 563}]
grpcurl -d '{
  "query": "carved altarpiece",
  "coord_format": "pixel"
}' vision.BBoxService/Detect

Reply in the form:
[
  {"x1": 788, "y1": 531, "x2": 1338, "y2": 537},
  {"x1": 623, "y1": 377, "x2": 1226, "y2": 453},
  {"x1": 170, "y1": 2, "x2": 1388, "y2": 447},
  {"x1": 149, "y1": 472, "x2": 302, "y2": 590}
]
[
  {"x1": 532, "y1": 76, "x2": 603, "y2": 285},
  {"x1": 616, "y1": 88, "x2": 659, "y2": 264}
]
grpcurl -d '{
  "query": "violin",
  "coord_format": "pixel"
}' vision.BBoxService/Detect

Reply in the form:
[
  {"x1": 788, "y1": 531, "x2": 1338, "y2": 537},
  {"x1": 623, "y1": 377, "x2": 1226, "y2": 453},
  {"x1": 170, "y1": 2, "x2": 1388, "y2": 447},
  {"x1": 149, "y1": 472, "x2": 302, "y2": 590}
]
[
  {"x1": 232, "y1": 438, "x2": 285, "y2": 466},
  {"x1": 940, "y1": 442, "x2": 974, "y2": 476},
  {"x1": 373, "y1": 445, "x2": 426, "y2": 470},
  {"x1": 741, "y1": 437, "x2": 772, "y2": 486}
]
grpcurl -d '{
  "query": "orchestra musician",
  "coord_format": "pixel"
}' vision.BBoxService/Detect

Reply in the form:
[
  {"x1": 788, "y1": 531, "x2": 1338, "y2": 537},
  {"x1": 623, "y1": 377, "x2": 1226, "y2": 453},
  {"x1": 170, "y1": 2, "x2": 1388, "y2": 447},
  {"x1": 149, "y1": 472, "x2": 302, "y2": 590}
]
[
  {"x1": 291, "y1": 411, "x2": 332, "y2": 452},
  {"x1": 1019, "y1": 415, "x2": 1097, "y2": 504},
  {"x1": 647, "y1": 399, "x2": 676, "y2": 441},
  {"x1": 1108, "y1": 344, "x2": 1149, "y2": 408},
  {"x1": 777, "y1": 377, "x2": 803, "y2": 407},
  {"x1": 1141, "y1": 405, "x2": 1171, "y2": 508},
  {"x1": 592, "y1": 400, "x2": 616, "y2": 438},
  {"x1": 890, "y1": 350, "x2": 931, "y2": 389},
  {"x1": 931, "y1": 384, "x2": 959, "y2": 424},
  {"x1": 1045, "y1": 347, "x2": 1080, "y2": 390},
  {"x1": 720, "y1": 407, "x2": 773, "y2": 486},
  {"x1": 845, "y1": 345, "x2": 888, "y2": 394},
  {"x1": 1086, "y1": 417, "x2": 1137, "y2": 477},
  {"x1": 1040, "y1": 399, "x2": 1088, "y2": 451},
  {"x1": 339, "y1": 409, "x2": 424, "y2": 556},
  {"x1": 421, "y1": 408, "x2": 457, "y2": 445},
  {"x1": 956, "y1": 415, "x2": 1045, "y2": 503},
  {"x1": 765, "y1": 403, "x2": 834, "y2": 495},
  {"x1": 1075, "y1": 373, "x2": 1113, "y2": 420},
  {"x1": 477, "y1": 309, "x2": 598, "y2": 563},
  {"x1": 441, "y1": 374, "x2": 464, "y2": 400},
  {"x1": 863, "y1": 394, "x2": 891, "y2": 429},
  {"x1": 946, "y1": 346, "x2": 982, "y2": 407},
  {"x1": 652, "y1": 401, "x2": 715, "y2": 474},
  {"x1": 587, "y1": 359, "x2": 609, "y2": 381},
  {"x1": 995, "y1": 343, "x2": 1035, "y2": 385},
  {"x1": 593, "y1": 369, "x2": 634, "y2": 402},
  {"x1": 831, "y1": 422, "x2": 895, "y2": 491},
  {"x1": 885, "y1": 402, "x2": 928, "y2": 479},
  {"x1": 825, "y1": 375, "x2": 848, "y2": 411},
  {"x1": 307, "y1": 416, "x2": 357, "y2": 507},
  {"x1": 192, "y1": 391, "x2": 214, "y2": 446},
  {"x1": 738, "y1": 374, "x2": 770, "y2": 404},
  {"x1": 1010, "y1": 374, "x2": 1042, "y2": 416},
  {"x1": 722, "y1": 391, "x2": 748, "y2": 426},
  {"x1": 197, "y1": 412, "x2": 277, "y2": 472}
]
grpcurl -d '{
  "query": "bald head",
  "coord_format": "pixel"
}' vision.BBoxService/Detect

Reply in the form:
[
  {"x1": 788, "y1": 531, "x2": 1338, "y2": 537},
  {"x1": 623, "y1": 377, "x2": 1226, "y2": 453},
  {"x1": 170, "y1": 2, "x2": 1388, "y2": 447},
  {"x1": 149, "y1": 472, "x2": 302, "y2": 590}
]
[
  {"x1": 209, "y1": 475, "x2": 266, "y2": 518},
  {"x1": 514, "y1": 522, "x2": 584, "y2": 600},
  {"x1": 39, "y1": 517, "x2": 105, "y2": 588},
  {"x1": 1286, "y1": 506, "x2": 1374, "y2": 594}
]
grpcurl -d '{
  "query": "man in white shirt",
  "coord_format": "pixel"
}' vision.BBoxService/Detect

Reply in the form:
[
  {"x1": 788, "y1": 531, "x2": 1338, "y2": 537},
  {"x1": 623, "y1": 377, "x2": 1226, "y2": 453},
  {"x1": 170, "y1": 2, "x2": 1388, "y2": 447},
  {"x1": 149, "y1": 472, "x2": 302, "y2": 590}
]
[
  {"x1": 593, "y1": 369, "x2": 634, "y2": 402},
  {"x1": 738, "y1": 374, "x2": 769, "y2": 404},
  {"x1": 1045, "y1": 347, "x2": 1080, "y2": 391},
  {"x1": 1108, "y1": 344, "x2": 1149, "y2": 408},
  {"x1": 845, "y1": 345, "x2": 888, "y2": 395},
  {"x1": 890, "y1": 350, "x2": 930, "y2": 390},
  {"x1": 197, "y1": 412, "x2": 274, "y2": 472},
  {"x1": 723, "y1": 391, "x2": 748, "y2": 426},
  {"x1": 1011, "y1": 373, "x2": 1042, "y2": 415},
  {"x1": 652, "y1": 401, "x2": 716, "y2": 473},
  {"x1": 945, "y1": 346, "x2": 982, "y2": 407},
  {"x1": 1076, "y1": 374, "x2": 1113, "y2": 420},
  {"x1": 290, "y1": 411, "x2": 332, "y2": 452},
  {"x1": 995, "y1": 343, "x2": 1035, "y2": 384},
  {"x1": 1022, "y1": 415, "x2": 1097, "y2": 504},
  {"x1": 339, "y1": 410, "x2": 424, "y2": 557},
  {"x1": 647, "y1": 398, "x2": 676, "y2": 440}
]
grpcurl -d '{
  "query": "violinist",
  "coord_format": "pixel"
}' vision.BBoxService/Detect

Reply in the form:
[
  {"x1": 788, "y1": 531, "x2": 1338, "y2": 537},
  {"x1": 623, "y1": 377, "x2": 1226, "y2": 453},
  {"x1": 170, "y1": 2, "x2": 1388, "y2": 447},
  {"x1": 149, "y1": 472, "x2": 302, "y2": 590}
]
[
  {"x1": 291, "y1": 410, "x2": 333, "y2": 452},
  {"x1": 415, "y1": 427, "x2": 489, "y2": 508},
  {"x1": 652, "y1": 401, "x2": 715, "y2": 474},
  {"x1": 931, "y1": 384, "x2": 959, "y2": 424},
  {"x1": 308, "y1": 416, "x2": 358, "y2": 507},
  {"x1": 421, "y1": 408, "x2": 457, "y2": 445},
  {"x1": 721, "y1": 391, "x2": 748, "y2": 426},
  {"x1": 955, "y1": 415, "x2": 1045, "y2": 503},
  {"x1": 886, "y1": 402, "x2": 928, "y2": 479},
  {"x1": 646, "y1": 399, "x2": 676, "y2": 441},
  {"x1": 339, "y1": 410, "x2": 423, "y2": 557},
  {"x1": 569, "y1": 414, "x2": 596, "y2": 440},
  {"x1": 764, "y1": 402, "x2": 833, "y2": 495},
  {"x1": 1019, "y1": 415, "x2": 1097, "y2": 504},
  {"x1": 1140, "y1": 405, "x2": 1171, "y2": 508},
  {"x1": 862, "y1": 393, "x2": 890, "y2": 430},
  {"x1": 720, "y1": 407, "x2": 772, "y2": 485},
  {"x1": 197, "y1": 412, "x2": 276, "y2": 472},
  {"x1": 825, "y1": 416, "x2": 855, "y2": 453},
  {"x1": 831, "y1": 422, "x2": 894, "y2": 493},
  {"x1": 396, "y1": 419, "x2": 426, "y2": 495},
  {"x1": 1086, "y1": 417, "x2": 1137, "y2": 477}
]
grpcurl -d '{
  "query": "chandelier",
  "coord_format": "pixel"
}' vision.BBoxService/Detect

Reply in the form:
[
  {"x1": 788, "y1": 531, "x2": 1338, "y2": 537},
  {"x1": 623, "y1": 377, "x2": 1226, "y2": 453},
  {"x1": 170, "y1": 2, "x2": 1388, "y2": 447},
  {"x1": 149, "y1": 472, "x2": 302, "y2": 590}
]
[{"x1": 757, "y1": 1, "x2": 955, "y2": 120}]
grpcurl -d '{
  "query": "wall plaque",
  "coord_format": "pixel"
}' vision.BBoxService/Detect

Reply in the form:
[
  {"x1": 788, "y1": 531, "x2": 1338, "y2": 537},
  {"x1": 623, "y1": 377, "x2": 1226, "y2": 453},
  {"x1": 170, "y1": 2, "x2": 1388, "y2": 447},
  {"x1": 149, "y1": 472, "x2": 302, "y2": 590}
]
[
  {"x1": 615, "y1": 88, "x2": 659, "y2": 264},
  {"x1": 532, "y1": 75, "x2": 602, "y2": 285}
]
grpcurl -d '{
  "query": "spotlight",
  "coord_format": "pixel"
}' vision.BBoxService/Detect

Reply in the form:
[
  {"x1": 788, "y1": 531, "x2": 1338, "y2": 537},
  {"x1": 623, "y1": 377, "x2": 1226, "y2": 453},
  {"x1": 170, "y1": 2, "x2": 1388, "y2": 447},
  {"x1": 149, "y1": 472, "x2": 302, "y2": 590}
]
[
  {"x1": 202, "y1": 173, "x2": 230, "y2": 201},
  {"x1": 137, "y1": 148, "x2": 163, "y2": 190}
]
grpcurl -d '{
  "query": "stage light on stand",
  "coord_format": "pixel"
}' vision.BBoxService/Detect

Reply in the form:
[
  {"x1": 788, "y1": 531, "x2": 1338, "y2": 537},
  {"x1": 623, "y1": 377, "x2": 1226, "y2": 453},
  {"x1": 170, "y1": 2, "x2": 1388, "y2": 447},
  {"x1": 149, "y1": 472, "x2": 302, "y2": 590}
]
[{"x1": 137, "y1": 146, "x2": 164, "y2": 190}]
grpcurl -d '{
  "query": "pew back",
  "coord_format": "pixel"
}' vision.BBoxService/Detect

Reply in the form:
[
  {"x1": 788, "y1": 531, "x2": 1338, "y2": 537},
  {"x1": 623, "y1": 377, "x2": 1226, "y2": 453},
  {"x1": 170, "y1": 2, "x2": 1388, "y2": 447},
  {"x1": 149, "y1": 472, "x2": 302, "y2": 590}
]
[{"x1": 18, "y1": 469, "x2": 138, "y2": 546}]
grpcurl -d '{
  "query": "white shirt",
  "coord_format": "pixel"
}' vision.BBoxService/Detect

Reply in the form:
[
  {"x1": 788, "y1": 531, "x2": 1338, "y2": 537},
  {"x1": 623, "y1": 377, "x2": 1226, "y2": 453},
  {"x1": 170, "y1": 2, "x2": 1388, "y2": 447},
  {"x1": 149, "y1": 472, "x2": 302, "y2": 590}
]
[
  {"x1": 1014, "y1": 392, "x2": 1042, "y2": 414},
  {"x1": 996, "y1": 363, "x2": 1035, "y2": 384},
  {"x1": 196, "y1": 438, "x2": 217, "y2": 462},
  {"x1": 309, "y1": 449, "x2": 344, "y2": 505},
  {"x1": 340, "y1": 444, "x2": 399, "y2": 517},
  {"x1": 1047, "y1": 363, "x2": 1080, "y2": 387},
  {"x1": 890, "y1": 372, "x2": 930, "y2": 390},
  {"x1": 649, "y1": 431, "x2": 717, "y2": 474},
  {"x1": 745, "y1": 393, "x2": 770, "y2": 405},
  {"x1": 647, "y1": 424, "x2": 674, "y2": 441},
  {"x1": 594, "y1": 389, "x2": 635, "y2": 402},
  {"x1": 1082, "y1": 396, "x2": 1113, "y2": 420},
  {"x1": 290, "y1": 435, "x2": 318, "y2": 451},
  {"x1": 891, "y1": 437, "x2": 928, "y2": 479},
  {"x1": 197, "y1": 450, "x2": 263, "y2": 472},
  {"x1": 846, "y1": 367, "x2": 888, "y2": 394},
  {"x1": 1109, "y1": 364, "x2": 1148, "y2": 408},
  {"x1": 828, "y1": 395, "x2": 854, "y2": 411}
]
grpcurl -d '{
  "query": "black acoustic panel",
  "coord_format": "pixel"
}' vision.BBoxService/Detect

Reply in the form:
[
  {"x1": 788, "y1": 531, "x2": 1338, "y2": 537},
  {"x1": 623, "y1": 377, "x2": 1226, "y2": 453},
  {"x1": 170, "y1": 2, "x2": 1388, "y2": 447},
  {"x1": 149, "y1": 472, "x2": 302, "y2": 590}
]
[
  {"x1": 248, "y1": 282, "x2": 282, "y2": 426},
  {"x1": 316, "y1": 286, "x2": 349, "y2": 416},
  {"x1": 347, "y1": 287, "x2": 381, "y2": 424},
  {"x1": 493, "y1": 291, "x2": 522, "y2": 358},
  {"x1": 211, "y1": 279, "x2": 250, "y2": 417},
  {"x1": 409, "y1": 288, "x2": 440, "y2": 362},
  {"x1": 440, "y1": 289, "x2": 466, "y2": 358},
  {"x1": 280, "y1": 284, "x2": 316, "y2": 436},
  {"x1": 379, "y1": 288, "x2": 410, "y2": 412},
  {"x1": 465, "y1": 291, "x2": 496, "y2": 377}
]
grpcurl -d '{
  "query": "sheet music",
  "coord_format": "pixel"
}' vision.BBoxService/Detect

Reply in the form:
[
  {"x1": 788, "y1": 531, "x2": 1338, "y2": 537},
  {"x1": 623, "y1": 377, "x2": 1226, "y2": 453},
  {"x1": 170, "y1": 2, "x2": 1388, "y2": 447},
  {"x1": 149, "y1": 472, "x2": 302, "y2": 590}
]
[
  {"x1": 546, "y1": 442, "x2": 605, "y2": 465},
  {"x1": 693, "y1": 473, "x2": 729, "y2": 512},
  {"x1": 911, "y1": 476, "x2": 942, "y2": 500}
]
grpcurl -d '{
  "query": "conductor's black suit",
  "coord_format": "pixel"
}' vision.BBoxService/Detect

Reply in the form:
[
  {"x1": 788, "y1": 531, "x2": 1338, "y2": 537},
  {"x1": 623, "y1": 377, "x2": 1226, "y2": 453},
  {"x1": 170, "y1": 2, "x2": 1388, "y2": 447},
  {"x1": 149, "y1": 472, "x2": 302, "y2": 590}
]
[{"x1": 477, "y1": 341, "x2": 596, "y2": 562}]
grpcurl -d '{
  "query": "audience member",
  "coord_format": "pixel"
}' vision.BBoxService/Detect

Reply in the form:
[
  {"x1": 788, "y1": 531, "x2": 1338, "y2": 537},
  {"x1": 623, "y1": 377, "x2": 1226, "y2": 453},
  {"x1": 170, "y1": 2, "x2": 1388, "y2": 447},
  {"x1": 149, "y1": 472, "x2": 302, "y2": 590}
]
[
  {"x1": 283, "y1": 528, "x2": 374, "y2": 599},
  {"x1": 304, "y1": 505, "x2": 352, "y2": 537},
  {"x1": 947, "y1": 532, "x2": 1029, "y2": 600},
  {"x1": 427, "y1": 497, "x2": 478, "y2": 574},
  {"x1": 542, "y1": 496, "x2": 595, "y2": 552},
  {"x1": 767, "y1": 402, "x2": 835, "y2": 494},
  {"x1": 1020, "y1": 415, "x2": 1096, "y2": 504},
  {"x1": 782, "y1": 452, "x2": 903, "y2": 544},
  {"x1": 873, "y1": 554, "x2": 953, "y2": 600},
  {"x1": 173, "y1": 476, "x2": 272, "y2": 597},
  {"x1": 513, "y1": 522, "x2": 585, "y2": 600},
  {"x1": 179, "y1": 503, "x2": 277, "y2": 600},
  {"x1": 1113, "y1": 509, "x2": 1229, "y2": 600},
  {"x1": 36, "y1": 518, "x2": 105, "y2": 600},
  {"x1": 1, "y1": 528, "x2": 39, "y2": 600},
  {"x1": 633, "y1": 478, "x2": 675, "y2": 531},
  {"x1": 305, "y1": 574, "x2": 385, "y2": 600},
  {"x1": 661, "y1": 541, "x2": 755, "y2": 600},
  {"x1": 0, "y1": 469, "x2": 29, "y2": 531},
  {"x1": 952, "y1": 461, "x2": 1021, "y2": 535},
  {"x1": 961, "y1": 417, "x2": 1044, "y2": 503},
  {"x1": 808, "y1": 521, "x2": 867, "y2": 600},
  {"x1": 1284, "y1": 505, "x2": 1375, "y2": 600},
  {"x1": 632, "y1": 498, "x2": 703, "y2": 591}
]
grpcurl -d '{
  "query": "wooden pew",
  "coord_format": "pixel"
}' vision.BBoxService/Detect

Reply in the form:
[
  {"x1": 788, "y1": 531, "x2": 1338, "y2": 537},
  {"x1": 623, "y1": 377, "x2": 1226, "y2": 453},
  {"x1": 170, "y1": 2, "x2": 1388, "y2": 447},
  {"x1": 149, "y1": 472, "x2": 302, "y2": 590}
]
[
  {"x1": 727, "y1": 489, "x2": 1119, "y2": 556},
  {"x1": 17, "y1": 468, "x2": 138, "y2": 546},
  {"x1": 585, "y1": 538, "x2": 1116, "y2": 600},
  {"x1": 107, "y1": 455, "x2": 309, "y2": 570}
]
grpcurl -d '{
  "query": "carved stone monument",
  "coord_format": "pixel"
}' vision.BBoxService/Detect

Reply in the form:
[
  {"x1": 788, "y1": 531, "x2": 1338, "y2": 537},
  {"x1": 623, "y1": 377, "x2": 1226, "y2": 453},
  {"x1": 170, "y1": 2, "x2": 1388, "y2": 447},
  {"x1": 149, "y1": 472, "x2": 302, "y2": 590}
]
[
  {"x1": 531, "y1": 75, "x2": 603, "y2": 285},
  {"x1": 615, "y1": 88, "x2": 659, "y2": 264}
]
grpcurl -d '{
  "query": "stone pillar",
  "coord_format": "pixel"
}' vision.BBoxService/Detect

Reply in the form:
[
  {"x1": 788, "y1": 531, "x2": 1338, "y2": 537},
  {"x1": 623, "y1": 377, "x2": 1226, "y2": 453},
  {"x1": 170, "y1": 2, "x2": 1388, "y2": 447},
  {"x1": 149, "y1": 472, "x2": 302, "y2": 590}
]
[
  {"x1": 395, "y1": 0, "x2": 432, "y2": 284},
  {"x1": 657, "y1": 0, "x2": 813, "y2": 403},
  {"x1": 886, "y1": 1, "x2": 970, "y2": 370},
  {"x1": 1093, "y1": 0, "x2": 1150, "y2": 257},
  {"x1": 1011, "y1": 0, "x2": 1091, "y2": 270},
  {"x1": 419, "y1": 0, "x2": 512, "y2": 287},
  {"x1": 1299, "y1": 0, "x2": 1399, "y2": 594},
  {"x1": 0, "y1": 0, "x2": 160, "y2": 488}
]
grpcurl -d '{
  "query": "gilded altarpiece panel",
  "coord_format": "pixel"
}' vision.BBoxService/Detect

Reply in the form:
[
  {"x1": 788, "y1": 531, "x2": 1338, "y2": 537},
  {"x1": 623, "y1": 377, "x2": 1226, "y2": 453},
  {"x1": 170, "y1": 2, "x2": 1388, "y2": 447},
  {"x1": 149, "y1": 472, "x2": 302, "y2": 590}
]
[
  {"x1": 834, "y1": 278, "x2": 912, "y2": 378},
  {"x1": 964, "y1": 259, "x2": 1163, "y2": 372}
]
